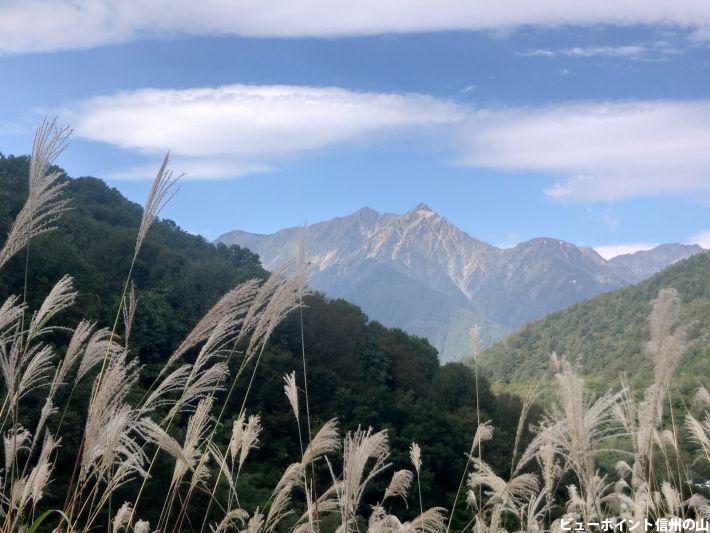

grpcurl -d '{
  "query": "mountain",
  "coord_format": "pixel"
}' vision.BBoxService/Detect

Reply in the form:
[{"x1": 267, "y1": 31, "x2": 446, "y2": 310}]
[
  {"x1": 479, "y1": 251, "x2": 710, "y2": 395},
  {"x1": 608, "y1": 243, "x2": 705, "y2": 281},
  {"x1": 217, "y1": 204, "x2": 704, "y2": 361}
]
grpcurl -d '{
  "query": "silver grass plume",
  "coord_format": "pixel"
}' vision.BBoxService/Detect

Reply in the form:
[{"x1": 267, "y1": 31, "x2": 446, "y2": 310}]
[
  {"x1": 383, "y1": 469, "x2": 413, "y2": 503},
  {"x1": 368, "y1": 505, "x2": 447, "y2": 533},
  {"x1": 565, "y1": 475, "x2": 613, "y2": 523},
  {"x1": 409, "y1": 442, "x2": 422, "y2": 476},
  {"x1": 49, "y1": 319, "x2": 96, "y2": 397},
  {"x1": 686, "y1": 494, "x2": 710, "y2": 520},
  {"x1": 228, "y1": 412, "x2": 246, "y2": 461},
  {"x1": 23, "y1": 433, "x2": 60, "y2": 509},
  {"x1": 0, "y1": 119, "x2": 71, "y2": 269},
  {"x1": 227, "y1": 413, "x2": 262, "y2": 474},
  {"x1": 696, "y1": 386, "x2": 710, "y2": 407},
  {"x1": 136, "y1": 418, "x2": 190, "y2": 465},
  {"x1": 140, "y1": 364, "x2": 191, "y2": 413},
  {"x1": 336, "y1": 428, "x2": 390, "y2": 531},
  {"x1": 81, "y1": 349, "x2": 143, "y2": 483},
  {"x1": 265, "y1": 462, "x2": 302, "y2": 531},
  {"x1": 467, "y1": 457, "x2": 538, "y2": 530},
  {"x1": 112, "y1": 501, "x2": 133, "y2": 531},
  {"x1": 76, "y1": 327, "x2": 124, "y2": 382},
  {"x1": 244, "y1": 259, "x2": 312, "y2": 360},
  {"x1": 207, "y1": 441, "x2": 237, "y2": 495},
  {"x1": 301, "y1": 418, "x2": 339, "y2": 466},
  {"x1": 0, "y1": 295, "x2": 23, "y2": 334},
  {"x1": 133, "y1": 153, "x2": 181, "y2": 262},
  {"x1": 122, "y1": 282, "x2": 137, "y2": 347},
  {"x1": 32, "y1": 398, "x2": 57, "y2": 448},
  {"x1": 470, "y1": 421, "x2": 494, "y2": 455},
  {"x1": 134, "y1": 519, "x2": 151, "y2": 533},
  {"x1": 171, "y1": 397, "x2": 213, "y2": 490},
  {"x1": 283, "y1": 371, "x2": 299, "y2": 421},
  {"x1": 4, "y1": 427, "x2": 31, "y2": 473},
  {"x1": 406, "y1": 507, "x2": 447, "y2": 532},
  {"x1": 660, "y1": 480, "x2": 682, "y2": 516},
  {"x1": 511, "y1": 384, "x2": 538, "y2": 473},
  {"x1": 640, "y1": 289, "x2": 688, "y2": 432},
  {"x1": 165, "y1": 278, "x2": 258, "y2": 372},
  {"x1": 247, "y1": 512, "x2": 264, "y2": 533},
  {"x1": 210, "y1": 508, "x2": 249, "y2": 533},
  {"x1": 15, "y1": 344, "x2": 54, "y2": 402},
  {"x1": 167, "y1": 361, "x2": 228, "y2": 418},
  {"x1": 685, "y1": 412, "x2": 710, "y2": 460},
  {"x1": 27, "y1": 275, "x2": 77, "y2": 341},
  {"x1": 543, "y1": 356, "x2": 623, "y2": 505}
]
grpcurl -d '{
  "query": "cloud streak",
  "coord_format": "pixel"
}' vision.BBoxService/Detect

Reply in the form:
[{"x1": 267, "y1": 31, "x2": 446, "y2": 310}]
[
  {"x1": 66, "y1": 84, "x2": 710, "y2": 201},
  {"x1": 2, "y1": 1, "x2": 710, "y2": 54},
  {"x1": 458, "y1": 100, "x2": 710, "y2": 202},
  {"x1": 517, "y1": 42, "x2": 679, "y2": 61},
  {"x1": 68, "y1": 84, "x2": 463, "y2": 180}
]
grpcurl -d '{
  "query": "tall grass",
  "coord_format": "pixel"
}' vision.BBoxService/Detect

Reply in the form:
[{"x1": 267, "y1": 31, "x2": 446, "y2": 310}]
[{"x1": 0, "y1": 123, "x2": 707, "y2": 532}]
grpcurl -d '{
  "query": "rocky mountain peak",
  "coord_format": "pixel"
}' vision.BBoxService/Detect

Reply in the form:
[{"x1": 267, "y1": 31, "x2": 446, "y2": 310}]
[
  {"x1": 215, "y1": 206, "x2": 705, "y2": 361},
  {"x1": 413, "y1": 202, "x2": 434, "y2": 214}
]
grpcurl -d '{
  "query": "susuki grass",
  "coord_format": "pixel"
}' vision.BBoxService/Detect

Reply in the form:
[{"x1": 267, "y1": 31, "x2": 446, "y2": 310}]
[{"x1": 0, "y1": 122, "x2": 707, "y2": 532}]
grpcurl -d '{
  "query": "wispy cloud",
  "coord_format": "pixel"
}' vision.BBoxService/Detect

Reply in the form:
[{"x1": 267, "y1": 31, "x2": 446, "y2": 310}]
[
  {"x1": 517, "y1": 42, "x2": 679, "y2": 61},
  {"x1": 2, "y1": 1, "x2": 710, "y2": 54},
  {"x1": 594, "y1": 243, "x2": 658, "y2": 260},
  {"x1": 67, "y1": 84, "x2": 463, "y2": 180},
  {"x1": 457, "y1": 100, "x2": 710, "y2": 202},
  {"x1": 65, "y1": 84, "x2": 710, "y2": 201},
  {"x1": 103, "y1": 159, "x2": 274, "y2": 182}
]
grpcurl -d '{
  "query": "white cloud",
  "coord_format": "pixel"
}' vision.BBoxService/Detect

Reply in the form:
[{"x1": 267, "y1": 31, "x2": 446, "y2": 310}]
[
  {"x1": 594, "y1": 243, "x2": 658, "y2": 259},
  {"x1": 104, "y1": 158, "x2": 274, "y2": 181},
  {"x1": 65, "y1": 85, "x2": 710, "y2": 198},
  {"x1": 518, "y1": 43, "x2": 678, "y2": 61},
  {"x1": 68, "y1": 84, "x2": 463, "y2": 180},
  {"x1": 457, "y1": 100, "x2": 710, "y2": 202},
  {"x1": 2, "y1": 1, "x2": 710, "y2": 54},
  {"x1": 688, "y1": 230, "x2": 710, "y2": 249}
]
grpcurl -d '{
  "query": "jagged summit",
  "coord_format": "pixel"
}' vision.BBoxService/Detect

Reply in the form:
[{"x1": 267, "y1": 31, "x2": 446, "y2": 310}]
[
  {"x1": 353, "y1": 206, "x2": 379, "y2": 217},
  {"x1": 216, "y1": 206, "x2": 704, "y2": 361},
  {"x1": 412, "y1": 202, "x2": 434, "y2": 212}
]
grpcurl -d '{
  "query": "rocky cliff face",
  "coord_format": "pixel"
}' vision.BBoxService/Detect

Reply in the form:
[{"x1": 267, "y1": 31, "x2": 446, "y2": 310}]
[{"x1": 217, "y1": 205, "x2": 704, "y2": 361}]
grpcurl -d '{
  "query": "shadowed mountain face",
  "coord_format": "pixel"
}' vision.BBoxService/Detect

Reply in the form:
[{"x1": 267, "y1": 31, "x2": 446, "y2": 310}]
[{"x1": 217, "y1": 204, "x2": 704, "y2": 361}]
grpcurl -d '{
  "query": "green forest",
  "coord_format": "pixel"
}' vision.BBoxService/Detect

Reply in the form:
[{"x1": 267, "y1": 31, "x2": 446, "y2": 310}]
[{"x1": 480, "y1": 250, "x2": 710, "y2": 396}]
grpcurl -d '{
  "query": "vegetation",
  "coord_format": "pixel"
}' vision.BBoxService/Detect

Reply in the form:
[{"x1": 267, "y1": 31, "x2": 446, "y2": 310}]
[
  {"x1": 0, "y1": 123, "x2": 707, "y2": 532},
  {"x1": 478, "y1": 251, "x2": 710, "y2": 397}
]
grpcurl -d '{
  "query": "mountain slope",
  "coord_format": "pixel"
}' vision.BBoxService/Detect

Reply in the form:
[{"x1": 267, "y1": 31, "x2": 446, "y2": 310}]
[
  {"x1": 217, "y1": 205, "x2": 703, "y2": 361},
  {"x1": 479, "y1": 251, "x2": 710, "y2": 394}
]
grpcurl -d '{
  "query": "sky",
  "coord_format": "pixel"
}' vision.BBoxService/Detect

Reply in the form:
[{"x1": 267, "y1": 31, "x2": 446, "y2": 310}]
[{"x1": 1, "y1": 1, "x2": 710, "y2": 257}]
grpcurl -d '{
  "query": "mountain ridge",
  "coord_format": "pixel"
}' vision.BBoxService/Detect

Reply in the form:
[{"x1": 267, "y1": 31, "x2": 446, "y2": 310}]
[
  {"x1": 478, "y1": 251, "x2": 710, "y2": 395},
  {"x1": 217, "y1": 205, "x2": 704, "y2": 360}
]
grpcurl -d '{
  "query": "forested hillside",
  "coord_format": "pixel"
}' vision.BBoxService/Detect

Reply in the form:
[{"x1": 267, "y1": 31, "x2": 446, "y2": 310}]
[
  {"x1": 479, "y1": 251, "x2": 710, "y2": 396},
  {"x1": 0, "y1": 154, "x2": 526, "y2": 528}
]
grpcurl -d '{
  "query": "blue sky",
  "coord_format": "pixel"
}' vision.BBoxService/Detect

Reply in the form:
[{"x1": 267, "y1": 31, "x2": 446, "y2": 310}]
[{"x1": 1, "y1": 1, "x2": 710, "y2": 257}]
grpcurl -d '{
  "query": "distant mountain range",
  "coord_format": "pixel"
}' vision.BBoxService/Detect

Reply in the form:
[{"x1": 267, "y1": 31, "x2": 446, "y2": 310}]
[{"x1": 216, "y1": 204, "x2": 704, "y2": 361}]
